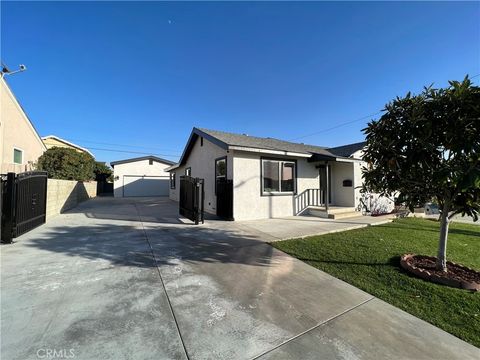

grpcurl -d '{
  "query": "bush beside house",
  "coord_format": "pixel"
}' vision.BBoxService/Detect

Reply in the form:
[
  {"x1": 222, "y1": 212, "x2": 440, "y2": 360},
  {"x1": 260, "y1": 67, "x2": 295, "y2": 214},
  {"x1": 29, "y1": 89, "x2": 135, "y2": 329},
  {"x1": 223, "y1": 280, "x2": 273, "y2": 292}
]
[
  {"x1": 37, "y1": 147, "x2": 96, "y2": 181},
  {"x1": 37, "y1": 147, "x2": 102, "y2": 219}
]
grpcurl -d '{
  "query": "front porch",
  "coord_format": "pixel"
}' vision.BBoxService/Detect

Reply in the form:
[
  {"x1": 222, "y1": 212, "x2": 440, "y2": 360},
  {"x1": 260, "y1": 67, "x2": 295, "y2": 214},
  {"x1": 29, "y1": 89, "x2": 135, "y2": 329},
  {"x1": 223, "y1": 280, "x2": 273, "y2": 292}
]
[
  {"x1": 294, "y1": 188, "x2": 360, "y2": 219},
  {"x1": 307, "y1": 206, "x2": 359, "y2": 219},
  {"x1": 294, "y1": 155, "x2": 361, "y2": 219}
]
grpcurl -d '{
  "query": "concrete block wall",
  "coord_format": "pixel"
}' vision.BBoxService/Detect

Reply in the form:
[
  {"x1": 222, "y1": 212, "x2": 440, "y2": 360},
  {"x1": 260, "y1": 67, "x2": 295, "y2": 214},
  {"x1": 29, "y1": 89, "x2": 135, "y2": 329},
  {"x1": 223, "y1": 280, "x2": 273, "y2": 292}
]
[{"x1": 46, "y1": 179, "x2": 97, "y2": 220}]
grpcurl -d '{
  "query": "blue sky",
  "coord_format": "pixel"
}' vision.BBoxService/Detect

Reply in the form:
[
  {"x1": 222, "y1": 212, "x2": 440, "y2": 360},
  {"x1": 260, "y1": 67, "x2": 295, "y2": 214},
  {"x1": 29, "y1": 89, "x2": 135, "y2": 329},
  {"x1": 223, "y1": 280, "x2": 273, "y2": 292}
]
[{"x1": 2, "y1": 1, "x2": 479, "y2": 163}]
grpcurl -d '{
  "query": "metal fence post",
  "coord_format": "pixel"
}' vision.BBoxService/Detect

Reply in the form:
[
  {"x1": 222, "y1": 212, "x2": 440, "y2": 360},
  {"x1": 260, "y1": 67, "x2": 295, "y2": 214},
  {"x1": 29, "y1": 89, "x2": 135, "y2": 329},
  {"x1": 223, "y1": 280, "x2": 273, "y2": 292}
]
[{"x1": 1, "y1": 173, "x2": 16, "y2": 243}]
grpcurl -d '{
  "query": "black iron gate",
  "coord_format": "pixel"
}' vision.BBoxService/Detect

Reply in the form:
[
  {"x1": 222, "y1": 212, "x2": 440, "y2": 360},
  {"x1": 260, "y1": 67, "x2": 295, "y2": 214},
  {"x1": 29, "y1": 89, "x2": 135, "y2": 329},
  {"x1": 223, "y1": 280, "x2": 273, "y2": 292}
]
[
  {"x1": 179, "y1": 175, "x2": 204, "y2": 225},
  {"x1": 216, "y1": 178, "x2": 233, "y2": 220},
  {"x1": 1, "y1": 171, "x2": 48, "y2": 243}
]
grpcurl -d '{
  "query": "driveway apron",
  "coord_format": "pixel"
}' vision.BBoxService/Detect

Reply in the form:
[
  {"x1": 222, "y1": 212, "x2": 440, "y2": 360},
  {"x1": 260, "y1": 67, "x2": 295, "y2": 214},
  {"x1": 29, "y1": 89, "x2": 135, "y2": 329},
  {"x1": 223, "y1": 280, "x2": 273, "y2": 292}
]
[{"x1": 1, "y1": 197, "x2": 478, "y2": 360}]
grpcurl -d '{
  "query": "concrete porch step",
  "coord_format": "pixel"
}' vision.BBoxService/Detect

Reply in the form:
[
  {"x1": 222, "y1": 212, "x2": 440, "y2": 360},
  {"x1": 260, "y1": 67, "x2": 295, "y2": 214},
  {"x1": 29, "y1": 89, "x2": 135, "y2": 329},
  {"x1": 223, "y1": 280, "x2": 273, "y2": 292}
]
[{"x1": 307, "y1": 206, "x2": 360, "y2": 219}]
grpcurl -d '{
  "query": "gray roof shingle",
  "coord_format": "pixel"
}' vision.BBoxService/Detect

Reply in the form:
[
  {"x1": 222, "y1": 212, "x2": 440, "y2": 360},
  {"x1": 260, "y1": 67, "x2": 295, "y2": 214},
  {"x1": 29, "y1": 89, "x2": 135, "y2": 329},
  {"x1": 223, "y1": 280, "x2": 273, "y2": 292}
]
[
  {"x1": 327, "y1": 142, "x2": 366, "y2": 157},
  {"x1": 170, "y1": 127, "x2": 365, "y2": 169},
  {"x1": 196, "y1": 128, "x2": 335, "y2": 156}
]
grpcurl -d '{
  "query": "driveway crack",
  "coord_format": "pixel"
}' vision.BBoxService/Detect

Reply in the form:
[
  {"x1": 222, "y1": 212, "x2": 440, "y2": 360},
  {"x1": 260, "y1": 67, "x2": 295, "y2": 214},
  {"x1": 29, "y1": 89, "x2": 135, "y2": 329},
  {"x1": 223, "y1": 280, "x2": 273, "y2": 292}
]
[
  {"x1": 249, "y1": 297, "x2": 374, "y2": 360},
  {"x1": 133, "y1": 202, "x2": 190, "y2": 360}
]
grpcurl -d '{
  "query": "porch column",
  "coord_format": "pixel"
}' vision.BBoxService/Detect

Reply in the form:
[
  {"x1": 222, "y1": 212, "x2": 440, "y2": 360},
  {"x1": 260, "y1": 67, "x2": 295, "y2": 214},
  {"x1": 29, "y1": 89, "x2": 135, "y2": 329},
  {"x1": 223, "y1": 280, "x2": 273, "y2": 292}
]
[{"x1": 325, "y1": 162, "x2": 329, "y2": 212}]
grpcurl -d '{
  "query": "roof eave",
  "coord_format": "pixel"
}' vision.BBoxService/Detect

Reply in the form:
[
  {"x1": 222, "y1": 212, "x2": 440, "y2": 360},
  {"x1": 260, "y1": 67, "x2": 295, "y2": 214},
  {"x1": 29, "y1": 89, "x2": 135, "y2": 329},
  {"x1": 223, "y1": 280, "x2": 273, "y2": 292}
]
[
  {"x1": 42, "y1": 135, "x2": 94, "y2": 157},
  {"x1": 228, "y1": 145, "x2": 311, "y2": 158},
  {"x1": 110, "y1": 155, "x2": 175, "y2": 167},
  {"x1": 175, "y1": 128, "x2": 229, "y2": 167},
  {"x1": 165, "y1": 164, "x2": 180, "y2": 171}
]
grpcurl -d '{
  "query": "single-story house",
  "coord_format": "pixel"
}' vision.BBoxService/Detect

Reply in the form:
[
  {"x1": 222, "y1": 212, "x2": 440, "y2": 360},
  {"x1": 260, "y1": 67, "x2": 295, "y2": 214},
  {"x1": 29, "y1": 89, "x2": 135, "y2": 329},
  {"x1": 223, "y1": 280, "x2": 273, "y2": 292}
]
[
  {"x1": 0, "y1": 77, "x2": 47, "y2": 174},
  {"x1": 110, "y1": 156, "x2": 175, "y2": 198},
  {"x1": 167, "y1": 127, "x2": 393, "y2": 221},
  {"x1": 42, "y1": 135, "x2": 94, "y2": 158}
]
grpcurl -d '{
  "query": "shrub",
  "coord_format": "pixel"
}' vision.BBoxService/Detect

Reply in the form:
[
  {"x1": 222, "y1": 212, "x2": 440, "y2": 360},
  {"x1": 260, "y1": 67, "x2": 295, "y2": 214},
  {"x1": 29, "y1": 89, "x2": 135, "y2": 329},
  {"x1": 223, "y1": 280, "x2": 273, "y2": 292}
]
[{"x1": 37, "y1": 147, "x2": 95, "y2": 181}]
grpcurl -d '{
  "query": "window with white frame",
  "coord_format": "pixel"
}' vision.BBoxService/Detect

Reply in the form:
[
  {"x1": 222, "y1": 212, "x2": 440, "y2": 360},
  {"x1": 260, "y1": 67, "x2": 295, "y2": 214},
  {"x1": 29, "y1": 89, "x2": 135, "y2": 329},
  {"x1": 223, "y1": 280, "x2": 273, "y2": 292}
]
[
  {"x1": 261, "y1": 159, "x2": 296, "y2": 194},
  {"x1": 13, "y1": 148, "x2": 23, "y2": 164}
]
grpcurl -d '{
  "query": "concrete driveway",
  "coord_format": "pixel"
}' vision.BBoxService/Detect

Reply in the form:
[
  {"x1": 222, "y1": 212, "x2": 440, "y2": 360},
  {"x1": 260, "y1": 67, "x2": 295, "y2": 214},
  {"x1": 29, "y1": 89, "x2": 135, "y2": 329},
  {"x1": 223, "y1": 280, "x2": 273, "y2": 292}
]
[{"x1": 1, "y1": 197, "x2": 478, "y2": 360}]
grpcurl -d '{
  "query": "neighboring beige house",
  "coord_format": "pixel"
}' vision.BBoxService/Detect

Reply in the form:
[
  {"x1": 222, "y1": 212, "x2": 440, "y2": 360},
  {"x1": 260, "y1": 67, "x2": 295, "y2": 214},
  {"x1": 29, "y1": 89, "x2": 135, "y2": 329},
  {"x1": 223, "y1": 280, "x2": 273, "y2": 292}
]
[
  {"x1": 42, "y1": 135, "x2": 94, "y2": 158},
  {"x1": 110, "y1": 156, "x2": 175, "y2": 197},
  {"x1": 167, "y1": 127, "x2": 394, "y2": 221},
  {"x1": 0, "y1": 77, "x2": 46, "y2": 174}
]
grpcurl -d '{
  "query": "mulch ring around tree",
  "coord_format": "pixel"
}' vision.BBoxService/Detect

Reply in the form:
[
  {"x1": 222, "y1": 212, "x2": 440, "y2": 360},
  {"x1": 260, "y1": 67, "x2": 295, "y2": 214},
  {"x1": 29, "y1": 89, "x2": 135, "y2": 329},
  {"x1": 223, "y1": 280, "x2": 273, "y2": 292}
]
[{"x1": 400, "y1": 254, "x2": 480, "y2": 291}]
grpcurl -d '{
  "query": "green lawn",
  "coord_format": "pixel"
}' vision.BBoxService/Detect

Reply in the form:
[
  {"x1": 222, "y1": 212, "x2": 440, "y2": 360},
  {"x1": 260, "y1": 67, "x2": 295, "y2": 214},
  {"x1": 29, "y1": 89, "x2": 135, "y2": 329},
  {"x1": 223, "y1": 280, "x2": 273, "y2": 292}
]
[{"x1": 271, "y1": 218, "x2": 480, "y2": 347}]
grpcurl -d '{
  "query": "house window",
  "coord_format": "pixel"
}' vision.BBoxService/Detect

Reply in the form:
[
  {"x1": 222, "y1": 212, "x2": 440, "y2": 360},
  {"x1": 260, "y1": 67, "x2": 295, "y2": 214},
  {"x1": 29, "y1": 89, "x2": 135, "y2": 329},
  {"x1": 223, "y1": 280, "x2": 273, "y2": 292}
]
[
  {"x1": 200, "y1": 137, "x2": 203, "y2": 146},
  {"x1": 185, "y1": 167, "x2": 191, "y2": 176},
  {"x1": 215, "y1": 157, "x2": 227, "y2": 194},
  {"x1": 170, "y1": 172, "x2": 176, "y2": 189},
  {"x1": 149, "y1": 159, "x2": 153, "y2": 165},
  {"x1": 13, "y1": 148, "x2": 23, "y2": 164},
  {"x1": 261, "y1": 159, "x2": 296, "y2": 194}
]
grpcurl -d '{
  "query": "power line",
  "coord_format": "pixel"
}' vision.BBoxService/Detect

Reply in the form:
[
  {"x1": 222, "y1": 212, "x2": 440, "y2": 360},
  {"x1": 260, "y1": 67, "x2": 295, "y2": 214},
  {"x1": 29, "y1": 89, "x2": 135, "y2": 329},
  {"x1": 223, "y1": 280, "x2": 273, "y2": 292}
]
[
  {"x1": 65, "y1": 138, "x2": 180, "y2": 153},
  {"x1": 84, "y1": 146, "x2": 180, "y2": 158},
  {"x1": 290, "y1": 72, "x2": 480, "y2": 142},
  {"x1": 289, "y1": 111, "x2": 383, "y2": 142}
]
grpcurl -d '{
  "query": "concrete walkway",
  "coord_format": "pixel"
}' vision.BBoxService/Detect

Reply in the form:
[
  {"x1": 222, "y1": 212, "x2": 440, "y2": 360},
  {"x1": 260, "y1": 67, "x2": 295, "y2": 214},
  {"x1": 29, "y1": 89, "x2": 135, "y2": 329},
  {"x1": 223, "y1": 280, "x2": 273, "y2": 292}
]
[
  {"x1": 1, "y1": 197, "x2": 478, "y2": 360},
  {"x1": 238, "y1": 213, "x2": 394, "y2": 241}
]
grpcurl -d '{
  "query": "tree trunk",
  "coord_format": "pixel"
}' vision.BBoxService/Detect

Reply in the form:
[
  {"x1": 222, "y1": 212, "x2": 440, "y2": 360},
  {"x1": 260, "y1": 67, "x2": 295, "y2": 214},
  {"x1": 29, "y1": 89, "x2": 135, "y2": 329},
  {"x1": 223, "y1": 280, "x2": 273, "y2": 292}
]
[{"x1": 436, "y1": 204, "x2": 450, "y2": 272}]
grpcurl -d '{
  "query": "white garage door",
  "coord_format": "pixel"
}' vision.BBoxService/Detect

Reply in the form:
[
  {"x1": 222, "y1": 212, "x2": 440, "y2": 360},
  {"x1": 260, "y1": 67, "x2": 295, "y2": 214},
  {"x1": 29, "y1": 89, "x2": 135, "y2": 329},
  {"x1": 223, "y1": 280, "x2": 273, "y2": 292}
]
[{"x1": 122, "y1": 175, "x2": 170, "y2": 197}]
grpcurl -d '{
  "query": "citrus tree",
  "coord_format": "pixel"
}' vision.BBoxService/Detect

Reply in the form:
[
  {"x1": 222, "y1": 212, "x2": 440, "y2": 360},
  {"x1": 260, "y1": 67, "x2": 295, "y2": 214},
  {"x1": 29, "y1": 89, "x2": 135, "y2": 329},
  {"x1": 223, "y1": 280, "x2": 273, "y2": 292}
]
[{"x1": 362, "y1": 77, "x2": 480, "y2": 272}]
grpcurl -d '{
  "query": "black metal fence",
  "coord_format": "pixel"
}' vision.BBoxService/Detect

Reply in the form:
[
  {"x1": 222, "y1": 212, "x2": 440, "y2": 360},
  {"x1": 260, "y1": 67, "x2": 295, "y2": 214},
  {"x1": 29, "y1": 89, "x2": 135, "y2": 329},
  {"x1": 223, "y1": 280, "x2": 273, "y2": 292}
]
[
  {"x1": 179, "y1": 175, "x2": 204, "y2": 225},
  {"x1": 1, "y1": 171, "x2": 48, "y2": 243},
  {"x1": 97, "y1": 181, "x2": 113, "y2": 196},
  {"x1": 216, "y1": 178, "x2": 233, "y2": 220}
]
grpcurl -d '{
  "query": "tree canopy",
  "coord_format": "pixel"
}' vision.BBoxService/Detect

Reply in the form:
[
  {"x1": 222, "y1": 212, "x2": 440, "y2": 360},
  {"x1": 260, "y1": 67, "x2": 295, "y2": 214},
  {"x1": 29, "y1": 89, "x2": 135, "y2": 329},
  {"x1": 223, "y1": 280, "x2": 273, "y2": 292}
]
[
  {"x1": 37, "y1": 147, "x2": 96, "y2": 181},
  {"x1": 362, "y1": 76, "x2": 480, "y2": 220},
  {"x1": 93, "y1": 161, "x2": 113, "y2": 182}
]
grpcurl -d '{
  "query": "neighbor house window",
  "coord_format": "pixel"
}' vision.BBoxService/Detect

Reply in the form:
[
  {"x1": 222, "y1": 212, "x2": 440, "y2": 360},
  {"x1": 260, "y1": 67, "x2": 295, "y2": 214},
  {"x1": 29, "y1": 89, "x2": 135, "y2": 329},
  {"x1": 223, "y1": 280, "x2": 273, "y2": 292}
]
[
  {"x1": 170, "y1": 172, "x2": 176, "y2": 189},
  {"x1": 13, "y1": 148, "x2": 23, "y2": 164},
  {"x1": 185, "y1": 167, "x2": 191, "y2": 176},
  {"x1": 215, "y1": 157, "x2": 227, "y2": 194},
  {"x1": 261, "y1": 159, "x2": 296, "y2": 194},
  {"x1": 149, "y1": 159, "x2": 153, "y2": 165}
]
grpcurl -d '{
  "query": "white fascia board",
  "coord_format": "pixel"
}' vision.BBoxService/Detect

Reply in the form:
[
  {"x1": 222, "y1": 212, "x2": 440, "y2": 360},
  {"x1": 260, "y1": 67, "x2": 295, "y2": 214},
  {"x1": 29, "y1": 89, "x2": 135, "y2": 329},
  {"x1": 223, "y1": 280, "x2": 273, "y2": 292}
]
[
  {"x1": 228, "y1": 146, "x2": 311, "y2": 158},
  {"x1": 165, "y1": 164, "x2": 180, "y2": 171},
  {"x1": 335, "y1": 156, "x2": 364, "y2": 163}
]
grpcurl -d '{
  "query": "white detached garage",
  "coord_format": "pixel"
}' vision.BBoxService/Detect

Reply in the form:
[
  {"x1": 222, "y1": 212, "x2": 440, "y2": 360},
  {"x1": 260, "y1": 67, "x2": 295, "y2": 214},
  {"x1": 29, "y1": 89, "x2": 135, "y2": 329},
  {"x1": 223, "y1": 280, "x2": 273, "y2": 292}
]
[{"x1": 110, "y1": 156, "x2": 175, "y2": 197}]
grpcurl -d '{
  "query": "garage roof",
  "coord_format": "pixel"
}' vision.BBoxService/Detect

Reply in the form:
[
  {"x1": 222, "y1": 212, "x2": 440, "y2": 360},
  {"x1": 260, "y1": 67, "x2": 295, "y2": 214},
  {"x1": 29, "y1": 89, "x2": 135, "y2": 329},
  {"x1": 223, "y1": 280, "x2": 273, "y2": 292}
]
[{"x1": 110, "y1": 155, "x2": 175, "y2": 168}]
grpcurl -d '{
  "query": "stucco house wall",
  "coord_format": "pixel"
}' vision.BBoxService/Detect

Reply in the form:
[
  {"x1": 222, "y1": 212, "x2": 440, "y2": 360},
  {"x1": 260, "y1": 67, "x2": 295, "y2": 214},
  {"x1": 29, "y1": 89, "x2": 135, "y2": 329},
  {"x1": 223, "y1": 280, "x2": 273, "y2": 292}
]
[
  {"x1": 169, "y1": 137, "x2": 231, "y2": 215},
  {"x1": 0, "y1": 78, "x2": 46, "y2": 173},
  {"x1": 353, "y1": 160, "x2": 365, "y2": 209},
  {"x1": 113, "y1": 159, "x2": 171, "y2": 197},
  {"x1": 232, "y1": 151, "x2": 319, "y2": 221},
  {"x1": 330, "y1": 161, "x2": 355, "y2": 207}
]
